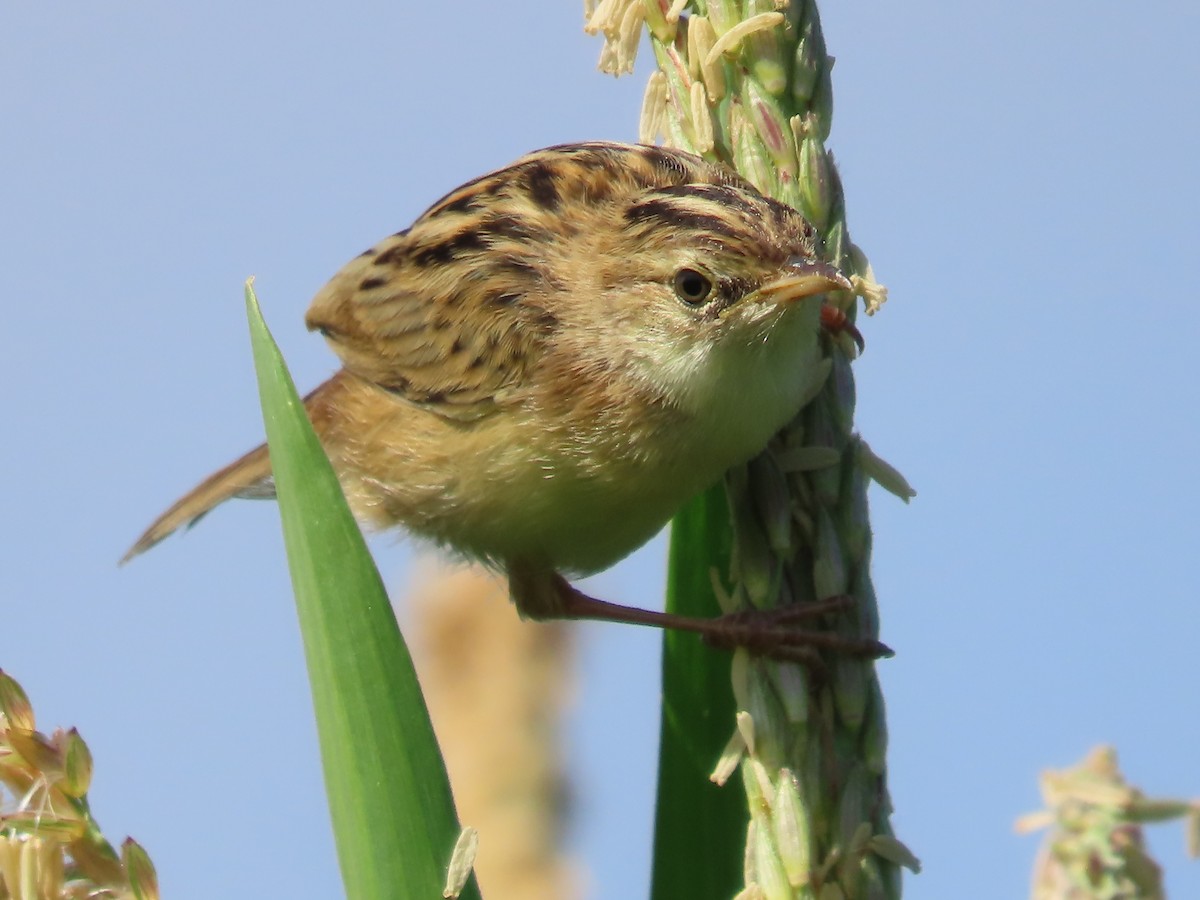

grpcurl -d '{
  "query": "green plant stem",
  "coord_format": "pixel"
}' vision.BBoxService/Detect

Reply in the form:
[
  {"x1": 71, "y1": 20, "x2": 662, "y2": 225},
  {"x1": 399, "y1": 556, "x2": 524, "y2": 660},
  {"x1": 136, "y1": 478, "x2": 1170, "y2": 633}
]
[{"x1": 630, "y1": 2, "x2": 916, "y2": 897}]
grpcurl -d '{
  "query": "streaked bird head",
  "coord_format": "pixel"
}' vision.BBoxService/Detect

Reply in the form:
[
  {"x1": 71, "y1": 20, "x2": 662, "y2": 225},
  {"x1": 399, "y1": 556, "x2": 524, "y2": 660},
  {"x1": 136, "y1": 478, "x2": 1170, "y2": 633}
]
[{"x1": 306, "y1": 142, "x2": 847, "y2": 438}]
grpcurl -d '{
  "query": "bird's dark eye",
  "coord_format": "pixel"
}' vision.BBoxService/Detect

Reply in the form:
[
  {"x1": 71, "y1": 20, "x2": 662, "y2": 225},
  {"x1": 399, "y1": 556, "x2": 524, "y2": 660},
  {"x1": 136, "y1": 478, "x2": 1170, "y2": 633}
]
[{"x1": 673, "y1": 268, "x2": 713, "y2": 306}]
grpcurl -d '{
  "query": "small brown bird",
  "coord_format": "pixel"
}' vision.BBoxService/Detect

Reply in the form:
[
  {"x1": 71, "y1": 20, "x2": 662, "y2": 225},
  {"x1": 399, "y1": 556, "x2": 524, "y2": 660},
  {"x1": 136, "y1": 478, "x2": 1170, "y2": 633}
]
[{"x1": 125, "y1": 142, "x2": 879, "y2": 656}]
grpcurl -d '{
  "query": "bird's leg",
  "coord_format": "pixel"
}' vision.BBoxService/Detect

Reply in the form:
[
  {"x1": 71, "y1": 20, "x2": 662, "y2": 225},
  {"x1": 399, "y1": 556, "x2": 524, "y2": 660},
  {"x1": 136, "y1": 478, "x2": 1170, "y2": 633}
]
[
  {"x1": 508, "y1": 565, "x2": 891, "y2": 660},
  {"x1": 820, "y1": 303, "x2": 864, "y2": 352}
]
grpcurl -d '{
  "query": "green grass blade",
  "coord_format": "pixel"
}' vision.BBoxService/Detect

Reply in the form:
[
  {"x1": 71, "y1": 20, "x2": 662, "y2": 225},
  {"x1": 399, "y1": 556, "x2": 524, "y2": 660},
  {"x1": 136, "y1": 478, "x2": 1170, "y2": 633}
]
[
  {"x1": 651, "y1": 485, "x2": 743, "y2": 900},
  {"x1": 245, "y1": 281, "x2": 479, "y2": 900}
]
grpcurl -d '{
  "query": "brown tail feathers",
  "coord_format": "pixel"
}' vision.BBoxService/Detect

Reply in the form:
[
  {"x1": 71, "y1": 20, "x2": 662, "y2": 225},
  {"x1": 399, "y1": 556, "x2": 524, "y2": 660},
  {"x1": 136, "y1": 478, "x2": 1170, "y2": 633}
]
[
  {"x1": 120, "y1": 442, "x2": 274, "y2": 564},
  {"x1": 121, "y1": 372, "x2": 359, "y2": 564}
]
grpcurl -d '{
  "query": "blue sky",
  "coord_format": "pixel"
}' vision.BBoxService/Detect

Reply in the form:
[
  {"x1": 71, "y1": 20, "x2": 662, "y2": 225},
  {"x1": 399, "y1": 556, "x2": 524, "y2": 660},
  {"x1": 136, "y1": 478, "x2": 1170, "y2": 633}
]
[{"x1": 2, "y1": 2, "x2": 1198, "y2": 897}]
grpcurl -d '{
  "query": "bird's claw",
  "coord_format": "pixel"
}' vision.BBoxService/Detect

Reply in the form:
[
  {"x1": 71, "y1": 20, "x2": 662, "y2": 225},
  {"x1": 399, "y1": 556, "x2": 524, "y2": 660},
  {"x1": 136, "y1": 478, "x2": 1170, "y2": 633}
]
[{"x1": 703, "y1": 595, "x2": 892, "y2": 661}]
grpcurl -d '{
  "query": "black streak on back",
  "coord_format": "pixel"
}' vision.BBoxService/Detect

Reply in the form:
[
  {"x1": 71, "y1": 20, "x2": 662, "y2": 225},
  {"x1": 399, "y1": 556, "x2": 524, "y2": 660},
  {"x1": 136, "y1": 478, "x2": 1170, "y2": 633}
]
[{"x1": 524, "y1": 162, "x2": 561, "y2": 211}]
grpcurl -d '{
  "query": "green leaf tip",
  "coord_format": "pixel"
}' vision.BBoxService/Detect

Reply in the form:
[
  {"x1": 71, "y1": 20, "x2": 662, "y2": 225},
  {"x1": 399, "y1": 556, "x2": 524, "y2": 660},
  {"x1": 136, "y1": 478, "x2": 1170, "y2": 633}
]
[{"x1": 244, "y1": 282, "x2": 479, "y2": 900}]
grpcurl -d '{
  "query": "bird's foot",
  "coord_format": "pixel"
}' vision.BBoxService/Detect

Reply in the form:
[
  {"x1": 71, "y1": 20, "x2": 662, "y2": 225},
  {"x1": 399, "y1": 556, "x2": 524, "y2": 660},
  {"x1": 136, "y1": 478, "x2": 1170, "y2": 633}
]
[
  {"x1": 702, "y1": 597, "x2": 892, "y2": 661},
  {"x1": 543, "y1": 574, "x2": 891, "y2": 662}
]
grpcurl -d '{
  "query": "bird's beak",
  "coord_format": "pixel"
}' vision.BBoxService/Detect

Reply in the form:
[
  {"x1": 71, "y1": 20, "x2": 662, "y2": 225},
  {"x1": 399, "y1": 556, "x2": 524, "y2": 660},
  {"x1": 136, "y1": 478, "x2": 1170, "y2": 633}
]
[{"x1": 755, "y1": 257, "x2": 851, "y2": 305}]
